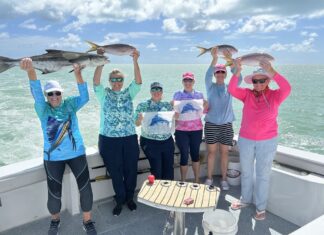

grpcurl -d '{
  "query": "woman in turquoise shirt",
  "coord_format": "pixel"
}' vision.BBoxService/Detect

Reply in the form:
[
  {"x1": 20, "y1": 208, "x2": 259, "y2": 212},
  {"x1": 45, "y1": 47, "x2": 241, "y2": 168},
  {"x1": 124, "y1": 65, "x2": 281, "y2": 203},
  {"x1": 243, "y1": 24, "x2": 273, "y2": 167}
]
[
  {"x1": 93, "y1": 48, "x2": 142, "y2": 216},
  {"x1": 20, "y1": 58, "x2": 96, "y2": 235}
]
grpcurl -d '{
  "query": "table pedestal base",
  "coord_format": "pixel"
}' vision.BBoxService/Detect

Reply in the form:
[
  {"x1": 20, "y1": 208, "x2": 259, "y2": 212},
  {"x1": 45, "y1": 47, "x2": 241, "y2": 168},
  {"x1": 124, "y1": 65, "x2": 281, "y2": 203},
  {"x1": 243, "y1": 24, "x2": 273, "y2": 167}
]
[{"x1": 174, "y1": 211, "x2": 185, "y2": 235}]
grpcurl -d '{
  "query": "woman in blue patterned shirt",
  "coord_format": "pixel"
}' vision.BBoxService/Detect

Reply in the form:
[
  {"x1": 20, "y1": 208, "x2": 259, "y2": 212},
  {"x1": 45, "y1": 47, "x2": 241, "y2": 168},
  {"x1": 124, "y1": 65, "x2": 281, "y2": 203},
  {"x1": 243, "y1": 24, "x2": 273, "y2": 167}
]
[
  {"x1": 135, "y1": 82, "x2": 175, "y2": 180},
  {"x1": 93, "y1": 48, "x2": 142, "y2": 216}
]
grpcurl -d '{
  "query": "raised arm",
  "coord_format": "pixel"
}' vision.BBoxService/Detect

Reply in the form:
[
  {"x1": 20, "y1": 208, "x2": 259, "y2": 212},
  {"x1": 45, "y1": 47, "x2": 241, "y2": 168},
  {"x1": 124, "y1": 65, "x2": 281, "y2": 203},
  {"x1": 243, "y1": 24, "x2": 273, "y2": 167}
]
[
  {"x1": 71, "y1": 64, "x2": 89, "y2": 111},
  {"x1": 131, "y1": 49, "x2": 142, "y2": 85},
  {"x1": 228, "y1": 59, "x2": 247, "y2": 101},
  {"x1": 20, "y1": 58, "x2": 46, "y2": 116},
  {"x1": 260, "y1": 60, "x2": 291, "y2": 102},
  {"x1": 93, "y1": 48, "x2": 105, "y2": 86},
  {"x1": 20, "y1": 58, "x2": 37, "y2": 81},
  {"x1": 223, "y1": 49, "x2": 243, "y2": 86},
  {"x1": 205, "y1": 47, "x2": 218, "y2": 94},
  {"x1": 20, "y1": 58, "x2": 44, "y2": 103}
]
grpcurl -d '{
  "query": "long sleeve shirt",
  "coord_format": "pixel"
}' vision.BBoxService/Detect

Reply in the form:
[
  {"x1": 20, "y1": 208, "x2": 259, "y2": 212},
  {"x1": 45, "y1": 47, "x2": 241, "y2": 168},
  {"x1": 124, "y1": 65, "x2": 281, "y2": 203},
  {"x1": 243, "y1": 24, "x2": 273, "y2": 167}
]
[
  {"x1": 228, "y1": 73, "x2": 291, "y2": 140},
  {"x1": 30, "y1": 80, "x2": 89, "y2": 161},
  {"x1": 204, "y1": 66, "x2": 242, "y2": 125}
]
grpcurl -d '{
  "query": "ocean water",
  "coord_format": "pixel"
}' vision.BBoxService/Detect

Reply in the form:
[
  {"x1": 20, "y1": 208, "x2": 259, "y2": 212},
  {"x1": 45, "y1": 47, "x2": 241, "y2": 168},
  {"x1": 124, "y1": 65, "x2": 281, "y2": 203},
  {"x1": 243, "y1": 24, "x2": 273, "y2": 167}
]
[{"x1": 0, "y1": 64, "x2": 323, "y2": 166}]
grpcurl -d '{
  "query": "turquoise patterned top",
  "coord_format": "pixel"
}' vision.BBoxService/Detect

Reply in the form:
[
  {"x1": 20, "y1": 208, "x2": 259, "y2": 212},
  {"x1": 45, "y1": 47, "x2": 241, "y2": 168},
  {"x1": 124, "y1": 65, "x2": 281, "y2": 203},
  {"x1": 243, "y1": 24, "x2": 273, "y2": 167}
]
[
  {"x1": 94, "y1": 80, "x2": 141, "y2": 137},
  {"x1": 135, "y1": 99, "x2": 173, "y2": 141},
  {"x1": 30, "y1": 80, "x2": 88, "y2": 161}
]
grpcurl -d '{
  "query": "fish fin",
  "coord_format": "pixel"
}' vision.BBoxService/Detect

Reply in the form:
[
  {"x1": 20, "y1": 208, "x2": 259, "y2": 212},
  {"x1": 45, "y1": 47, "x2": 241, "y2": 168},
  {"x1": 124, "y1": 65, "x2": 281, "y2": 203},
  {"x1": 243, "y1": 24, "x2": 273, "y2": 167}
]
[
  {"x1": 85, "y1": 40, "x2": 100, "y2": 53},
  {"x1": 68, "y1": 69, "x2": 74, "y2": 73},
  {"x1": 46, "y1": 49, "x2": 84, "y2": 60},
  {"x1": 45, "y1": 49, "x2": 63, "y2": 54},
  {"x1": 39, "y1": 68, "x2": 55, "y2": 74},
  {"x1": 196, "y1": 46, "x2": 208, "y2": 57},
  {"x1": 224, "y1": 57, "x2": 234, "y2": 67}
]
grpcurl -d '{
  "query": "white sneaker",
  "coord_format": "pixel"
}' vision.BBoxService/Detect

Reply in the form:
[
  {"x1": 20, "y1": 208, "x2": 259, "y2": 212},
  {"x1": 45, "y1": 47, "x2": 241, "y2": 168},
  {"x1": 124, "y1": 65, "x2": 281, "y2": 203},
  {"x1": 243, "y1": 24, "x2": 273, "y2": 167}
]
[
  {"x1": 205, "y1": 178, "x2": 213, "y2": 186},
  {"x1": 221, "y1": 180, "x2": 230, "y2": 191}
]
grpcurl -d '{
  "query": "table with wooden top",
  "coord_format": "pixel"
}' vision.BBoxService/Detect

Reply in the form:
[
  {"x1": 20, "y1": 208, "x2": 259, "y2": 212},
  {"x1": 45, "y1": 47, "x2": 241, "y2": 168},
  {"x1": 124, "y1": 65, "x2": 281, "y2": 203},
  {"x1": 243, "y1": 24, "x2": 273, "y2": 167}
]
[{"x1": 137, "y1": 179, "x2": 220, "y2": 235}]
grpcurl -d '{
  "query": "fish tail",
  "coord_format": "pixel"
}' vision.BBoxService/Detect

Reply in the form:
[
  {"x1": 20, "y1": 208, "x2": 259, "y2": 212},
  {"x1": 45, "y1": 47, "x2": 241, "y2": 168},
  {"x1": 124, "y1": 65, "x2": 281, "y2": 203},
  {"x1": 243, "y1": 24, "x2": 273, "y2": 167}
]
[
  {"x1": 85, "y1": 40, "x2": 99, "y2": 53},
  {"x1": 196, "y1": 46, "x2": 209, "y2": 57},
  {"x1": 0, "y1": 56, "x2": 15, "y2": 73}
]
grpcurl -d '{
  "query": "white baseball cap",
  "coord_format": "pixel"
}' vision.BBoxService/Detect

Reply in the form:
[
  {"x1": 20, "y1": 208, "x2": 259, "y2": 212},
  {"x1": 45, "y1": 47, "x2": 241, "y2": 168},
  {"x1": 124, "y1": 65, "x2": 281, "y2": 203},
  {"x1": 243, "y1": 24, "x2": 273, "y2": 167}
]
[{"x1": 44, "y1": 80, "x2": 63, "y2": 93}]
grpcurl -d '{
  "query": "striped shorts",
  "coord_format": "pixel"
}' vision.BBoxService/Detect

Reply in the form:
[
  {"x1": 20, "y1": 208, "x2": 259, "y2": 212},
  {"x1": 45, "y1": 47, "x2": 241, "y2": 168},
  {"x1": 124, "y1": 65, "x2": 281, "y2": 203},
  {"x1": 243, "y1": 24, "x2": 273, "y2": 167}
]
[{"x1": 204, "y1": 122, "x2": 234, "y2": 146}]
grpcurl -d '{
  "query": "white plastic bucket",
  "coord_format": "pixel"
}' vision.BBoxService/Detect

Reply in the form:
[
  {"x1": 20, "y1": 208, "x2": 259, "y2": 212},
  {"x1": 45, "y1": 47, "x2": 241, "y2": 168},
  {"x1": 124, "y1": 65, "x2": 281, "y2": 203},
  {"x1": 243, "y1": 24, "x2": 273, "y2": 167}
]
[
  {"x1": 227, "y1": 160, "x2": 241, "y2": 186},
  {"x1": 202, "y1": 209, "x2": 238, "y2": 235}
]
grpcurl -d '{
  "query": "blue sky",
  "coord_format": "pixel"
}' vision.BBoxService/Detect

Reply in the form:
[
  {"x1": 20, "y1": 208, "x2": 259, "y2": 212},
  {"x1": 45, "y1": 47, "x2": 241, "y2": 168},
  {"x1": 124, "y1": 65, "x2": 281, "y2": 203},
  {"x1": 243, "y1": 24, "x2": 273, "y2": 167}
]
[{"x1": 0, "y1": 0, "x2": 324, "y2": 64}]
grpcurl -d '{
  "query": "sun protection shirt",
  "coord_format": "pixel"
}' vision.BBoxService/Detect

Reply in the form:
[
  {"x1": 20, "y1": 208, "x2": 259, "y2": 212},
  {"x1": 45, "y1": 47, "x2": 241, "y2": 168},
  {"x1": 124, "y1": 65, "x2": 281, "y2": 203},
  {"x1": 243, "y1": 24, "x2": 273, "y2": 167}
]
[
  {"x1": 228, "y1": 72, "x2": 291, "y2": 140},
  {"x1": 29, "y1": 80, "x2": 89, "y2": 161},
  {"x1": 94, "y1": 80, "x2": 141, "y2": 137},
  {"x1": 204, "y1": 66, "x2": 242, "y2": 125}
]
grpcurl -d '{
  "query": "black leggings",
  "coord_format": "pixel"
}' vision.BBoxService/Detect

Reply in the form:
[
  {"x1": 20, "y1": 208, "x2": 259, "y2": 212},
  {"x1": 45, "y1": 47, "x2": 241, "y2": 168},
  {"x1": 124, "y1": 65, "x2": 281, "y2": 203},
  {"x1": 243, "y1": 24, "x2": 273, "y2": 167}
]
[{"x1": 44, "y1": 155, "x2": 93, "y2": 214}]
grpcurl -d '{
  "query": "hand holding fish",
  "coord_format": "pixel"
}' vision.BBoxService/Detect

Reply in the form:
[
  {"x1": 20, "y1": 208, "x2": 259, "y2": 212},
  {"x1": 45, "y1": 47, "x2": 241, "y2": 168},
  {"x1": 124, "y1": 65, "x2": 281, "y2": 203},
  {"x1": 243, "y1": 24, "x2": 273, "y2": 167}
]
[
  {"x1": 211, "y1": 47, "x2": 218, "y2": 59},
  {"x1": 131, "y1": 49, "x2": 140, "y2": 62},
  {"x1": 20, "y1": 58, "x2": 34, "y2": 72},
  {"x1": 97, "y1": 47, "x2": 105, "y2": 55},
  {"x1": 259, "y1": 59, "x2": 276, "y2": 78}
]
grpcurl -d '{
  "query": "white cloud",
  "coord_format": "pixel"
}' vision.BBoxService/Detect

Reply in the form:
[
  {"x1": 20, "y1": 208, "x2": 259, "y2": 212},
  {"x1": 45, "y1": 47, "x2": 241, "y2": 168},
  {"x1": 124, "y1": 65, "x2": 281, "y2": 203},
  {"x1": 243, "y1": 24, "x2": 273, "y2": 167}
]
[
  {"x1": 49, "y1": 33, "x2": 82, "y2": 49},
  {"x1": 162, "y1": 18, "x2": 186, "y2": 34},
  {"x1": 238, "y1": 15, "x2": 296, "y2": 34},
  {"x1": 1, "y1": 0, "x2": 324, "y2": 35},
  {"x1": 146, "y1": 43, "x2": 157, "y2": 49},
  {"x1": 19, "y1": 19, "x2": 51, "y2": 31},
  {"x1": 101, "y1": 31, "x2": 161, "y2": 44},
  {"x1": 308, "y1": 9, "x2": 324, "y2": 19},
  {"x1": 169, "y1": 47, "x2": 179, "y2": 51},
  {"x1": 20, "y1": 19, "x2": 37, "y2": 30},
  {"x1": 240, "y1": 30, "x2": 319, "y2": 54},
  {"x1": 0, "y1": 32, "x2": 9, "y2": 39}
]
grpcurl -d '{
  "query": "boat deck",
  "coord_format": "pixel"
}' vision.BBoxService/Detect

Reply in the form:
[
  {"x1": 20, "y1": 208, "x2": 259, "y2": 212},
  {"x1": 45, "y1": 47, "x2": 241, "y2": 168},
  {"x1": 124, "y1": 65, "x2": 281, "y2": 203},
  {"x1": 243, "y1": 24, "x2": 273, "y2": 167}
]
[{"x1": 1, "y1": 176, "x2": 299, "y2": 235}]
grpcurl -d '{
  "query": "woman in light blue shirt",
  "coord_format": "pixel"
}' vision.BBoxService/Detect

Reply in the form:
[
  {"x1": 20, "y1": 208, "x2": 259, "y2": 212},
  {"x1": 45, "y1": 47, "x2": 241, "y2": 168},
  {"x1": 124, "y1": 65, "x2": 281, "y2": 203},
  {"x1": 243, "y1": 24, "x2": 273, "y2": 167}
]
[{"x1": 204, "y1": 47, "x2": 242, "y2": 190}]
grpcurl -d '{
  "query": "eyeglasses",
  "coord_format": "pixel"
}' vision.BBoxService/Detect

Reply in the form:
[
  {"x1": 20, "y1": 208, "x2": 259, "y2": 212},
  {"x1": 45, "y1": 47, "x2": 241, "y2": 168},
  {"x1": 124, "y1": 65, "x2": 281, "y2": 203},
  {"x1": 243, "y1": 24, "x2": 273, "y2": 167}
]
[
  {"x1": 110, "y1": 77, "x2": 124, "y2": 83},
  {"x1": 252, "y1": 78, "x2": 268, "y2": 84},
  {"x1": 215, "y1": 71, "x2": 226, "y2": 74},
  {"x1": 183, "y1": 79, "x2": 194, "y2": 83},
  {"x1": 47, "y1": 91, "x2": 61, "y2": 97},
  {"x1": 151, "y1": 87, "x2": 163, "y2": 92}
]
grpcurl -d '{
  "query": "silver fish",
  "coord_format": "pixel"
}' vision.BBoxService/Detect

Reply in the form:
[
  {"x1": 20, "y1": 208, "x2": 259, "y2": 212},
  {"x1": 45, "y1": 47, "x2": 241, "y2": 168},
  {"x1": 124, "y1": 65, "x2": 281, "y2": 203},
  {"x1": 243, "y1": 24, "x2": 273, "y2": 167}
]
[
  {"x1": 0, "y1": 50, "x2": 109, "y2": 74},
  {"x1": 196, "y1": 44, "x2": 238, "y2": 57},
  {"x1": 226, "y1": 53, "x2": 275, "y2": 67},
  {"x1": 86, "y1": 40, "x2": 136, "y2": 55}
]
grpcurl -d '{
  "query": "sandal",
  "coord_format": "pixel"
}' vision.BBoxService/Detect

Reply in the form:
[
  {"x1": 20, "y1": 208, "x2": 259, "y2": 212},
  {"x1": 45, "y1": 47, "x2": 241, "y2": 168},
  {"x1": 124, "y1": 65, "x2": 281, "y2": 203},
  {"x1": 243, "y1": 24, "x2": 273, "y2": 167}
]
[
  {"x1": 254, "y1": 210, "x2": 266, "y2": 221},
  {"x1": 230, "y1": 200, "x2": 249, "y2": 210}
]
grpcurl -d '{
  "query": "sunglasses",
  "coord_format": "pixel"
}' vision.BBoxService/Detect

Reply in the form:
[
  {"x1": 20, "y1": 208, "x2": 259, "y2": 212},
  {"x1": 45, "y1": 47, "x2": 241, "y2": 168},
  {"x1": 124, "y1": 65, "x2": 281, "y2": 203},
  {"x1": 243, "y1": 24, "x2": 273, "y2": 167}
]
[
  {"x1": 110, "y1": 77, "x2": 124, "y2": 83},
  {"x1": 215, "y1": 71, "x2": 226, "y2": 74},
  {"x1": 151, "y1": 87, "x2": 163, "y2": 92},
  {"x1": 47, "y1": 91, "x2": 61, "y2": 97},
  {"x1": 252, "y1": 78, "x2": 268, "y2": 84},
  {"x1": 183, "y1": 79, "x2": 194, "y2": 83}
]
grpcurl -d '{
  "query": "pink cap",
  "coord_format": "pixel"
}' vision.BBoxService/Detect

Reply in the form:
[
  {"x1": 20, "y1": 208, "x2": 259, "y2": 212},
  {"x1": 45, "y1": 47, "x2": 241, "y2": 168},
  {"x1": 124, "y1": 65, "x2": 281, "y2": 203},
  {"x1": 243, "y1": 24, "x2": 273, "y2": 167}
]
[
  {"x1": 182, "y1": 72, "x2": 195, "y2": 80},
  {"x1": 214, "y1": 64, "x2": 227, "y2": 74}
]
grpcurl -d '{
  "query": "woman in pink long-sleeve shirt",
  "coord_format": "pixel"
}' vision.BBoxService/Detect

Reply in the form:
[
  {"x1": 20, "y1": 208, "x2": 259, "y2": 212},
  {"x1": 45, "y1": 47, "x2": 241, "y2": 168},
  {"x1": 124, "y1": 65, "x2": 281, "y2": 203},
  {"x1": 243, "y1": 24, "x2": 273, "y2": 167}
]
[{"x1": 228, "y1": 59, "x2": 291, "y2": 221}]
